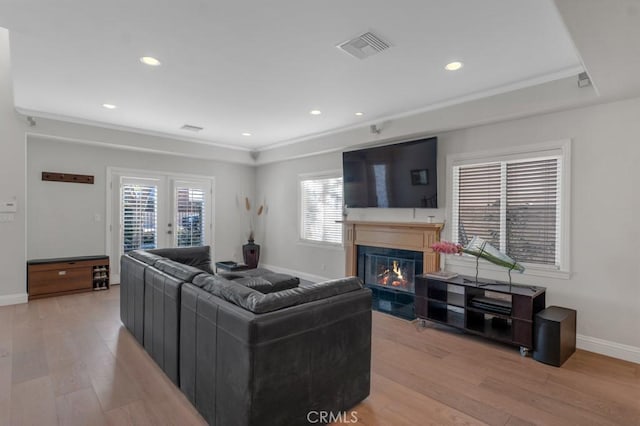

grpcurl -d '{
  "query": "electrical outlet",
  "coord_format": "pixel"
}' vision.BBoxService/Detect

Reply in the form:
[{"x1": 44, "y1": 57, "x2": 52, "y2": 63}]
[{"x1": 0, "y1": 213, "x2": 15, "y2": 222}]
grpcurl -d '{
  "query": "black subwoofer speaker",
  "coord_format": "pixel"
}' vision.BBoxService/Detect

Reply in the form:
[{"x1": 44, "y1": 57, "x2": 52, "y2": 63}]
[{"x1": 533, "y1": 306, "x2": 576, "y2": 367}]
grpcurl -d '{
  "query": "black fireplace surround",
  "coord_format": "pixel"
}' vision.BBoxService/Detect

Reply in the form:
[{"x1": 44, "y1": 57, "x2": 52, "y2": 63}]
[{"x1": 357, "y1": 246, "x2": 423, "y2": 319}]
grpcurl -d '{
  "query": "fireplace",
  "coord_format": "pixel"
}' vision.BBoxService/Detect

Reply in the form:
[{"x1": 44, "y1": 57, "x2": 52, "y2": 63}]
[
  {"x1": 358, "y1": 246, "x2": 423, "y2": 319},
  {"x1": 343, "y1": 220, "x2": 443, "y2": 320}
]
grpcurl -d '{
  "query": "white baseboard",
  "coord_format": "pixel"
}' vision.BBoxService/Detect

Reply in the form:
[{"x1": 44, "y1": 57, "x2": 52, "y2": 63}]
[
  {"x1": 260, "y1": 263, "x2": 330, "y2": 284},
  {"x1": 577, "y1": 334, "x2": 640, "y2": 364},
  {"x1": 261, "y1": 264, "x2": 640, "y2": 365},
  {"x1": 0, "y1": 293, "x2": 28, "y2": 306}
]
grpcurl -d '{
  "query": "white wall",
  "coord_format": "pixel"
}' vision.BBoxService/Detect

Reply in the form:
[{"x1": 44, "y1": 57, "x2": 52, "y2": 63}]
[
  {"x1": 256, "y1": 96, "x2": 640, "y2": 362},
  {"x1": 256, "y1": 152, "x2": 345, "y2": 280},
  {"x1": 29, "y1": 117, "x2": 254, "y2": 165},
  {"x1": 27, "y1": 137, "x2": 255, "y2": 266},
  {"x1": 438, "y1": 97, "x2": 640, "y2": 359},
  {"x1": 0, "y1": 29, "x2": 27, "y2": 304},
  {"x1": 255, "y1": 150, "x2": 445, "y2": 281},
  {"x1": 258, "y1": 75, "x2": 599, "y2": 165}
]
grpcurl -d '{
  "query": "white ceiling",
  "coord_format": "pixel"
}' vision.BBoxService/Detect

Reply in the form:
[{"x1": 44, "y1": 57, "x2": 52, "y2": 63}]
[{"x1": 0, "y1": 0, "x2": 583, "y2": 151}]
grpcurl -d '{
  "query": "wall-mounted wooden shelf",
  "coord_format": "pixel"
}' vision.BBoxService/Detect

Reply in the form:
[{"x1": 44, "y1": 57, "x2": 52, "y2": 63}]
[{"x1": 42, "y1": 172, "x2": 94, "y2": 184}]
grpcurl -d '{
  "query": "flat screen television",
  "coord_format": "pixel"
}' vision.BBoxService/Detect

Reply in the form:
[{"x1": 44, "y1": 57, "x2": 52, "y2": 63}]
[{"x1": 343, "y1": 137, "x2": 438, "y2": 208}]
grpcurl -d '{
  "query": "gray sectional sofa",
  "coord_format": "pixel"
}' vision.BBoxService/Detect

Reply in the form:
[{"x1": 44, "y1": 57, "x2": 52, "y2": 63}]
[{"x1": 119, "y1": 246, "x2": 372, "y2": 426}]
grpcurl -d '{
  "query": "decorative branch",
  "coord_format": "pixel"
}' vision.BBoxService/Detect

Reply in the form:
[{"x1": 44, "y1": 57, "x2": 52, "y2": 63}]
[{"x1": 245, "y1": 197, "x2": 264, "y2": 241}]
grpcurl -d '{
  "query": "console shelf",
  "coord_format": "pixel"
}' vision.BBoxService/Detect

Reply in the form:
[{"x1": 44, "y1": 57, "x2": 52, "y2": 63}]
[{"x1": 415, "y1": 274, "x2": 546, "y2": 353}]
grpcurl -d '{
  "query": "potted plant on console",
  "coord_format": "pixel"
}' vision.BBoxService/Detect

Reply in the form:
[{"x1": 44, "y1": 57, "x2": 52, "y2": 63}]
[{"x1": 431, "y1": 236, "x2": 525, "y2": 288}]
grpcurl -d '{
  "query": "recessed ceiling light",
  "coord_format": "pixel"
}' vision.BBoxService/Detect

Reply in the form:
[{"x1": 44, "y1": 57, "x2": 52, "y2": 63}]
[
  {"x1": 241, "y1": 132, "x2": 252, "y2": 136},
  {"x1": 355, "y1": 112, "x2": 364, "y2": 116},
  {"x1": 445, "y1": 61, "x2": 463, "y2": 71},
  {"x1": 140, "y1": 56, "x2": 161, "y2": 66},
  {"x1": 310, "y1": 110, "x2": 322, "y2": 115},
  {"x1": 102, "y1": 103, "x2": 117, "y2": 109}
]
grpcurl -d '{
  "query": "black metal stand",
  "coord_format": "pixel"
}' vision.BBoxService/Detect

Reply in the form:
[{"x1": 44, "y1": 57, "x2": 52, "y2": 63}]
[
  {"x1": 474, "y1": 243, "x2": 520, "y2": 292},
  {"x1": 475, "y1": 241, "x2": 487, "y2": 284},
  {"x1": 507, "y1": 263, "x2": 515, "y2": 292},
  {"x1": 460, "y1": 243, "x2": 537, "y2": 292}
]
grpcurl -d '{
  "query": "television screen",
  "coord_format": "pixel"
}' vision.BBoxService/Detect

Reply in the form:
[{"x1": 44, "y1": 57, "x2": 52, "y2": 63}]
[{"x1": 343, "y1": 137, "x2": 437, "y2": 208}]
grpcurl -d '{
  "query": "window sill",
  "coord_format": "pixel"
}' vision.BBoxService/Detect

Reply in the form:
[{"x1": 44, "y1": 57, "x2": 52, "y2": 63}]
[
  {"x1": 444, "y1": 257, "x2": 571, "y2": 281},
  {"x1": 297, "y1": 239, "x2": 345, "y2": 251}
]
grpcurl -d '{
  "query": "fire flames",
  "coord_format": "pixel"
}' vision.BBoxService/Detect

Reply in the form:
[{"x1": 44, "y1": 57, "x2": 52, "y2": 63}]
[{"x1": 377, "y1": 260, "x2": 409, "y2": 288}]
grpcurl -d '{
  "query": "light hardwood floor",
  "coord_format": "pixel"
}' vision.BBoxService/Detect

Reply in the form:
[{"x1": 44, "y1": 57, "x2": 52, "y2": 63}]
[{"x1": 1, "y1": 286, "x2": 639, "y2": 425}]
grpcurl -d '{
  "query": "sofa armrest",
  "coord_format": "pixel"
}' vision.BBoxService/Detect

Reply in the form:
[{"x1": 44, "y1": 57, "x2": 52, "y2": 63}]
[
  {"x1": 120, "y1": 255, "x2": 148, "y2": 343},
  {"x1": 148, "y1": 245, "x2": 213, "y2": 273}
]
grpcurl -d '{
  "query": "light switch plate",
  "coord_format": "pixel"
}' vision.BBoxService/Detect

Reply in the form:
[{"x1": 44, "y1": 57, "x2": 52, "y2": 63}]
[{"x1": 0, "y1": 201, "x2": 17, "y2": 212}]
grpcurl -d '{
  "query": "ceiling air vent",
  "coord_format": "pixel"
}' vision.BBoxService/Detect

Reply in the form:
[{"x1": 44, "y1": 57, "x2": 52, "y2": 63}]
[
  {"x1": 337, "y1": 31, "x2": 391, "y2": 60},
  {"x1": 180, "y1": 124, "x2": 203, "y2": 132}
]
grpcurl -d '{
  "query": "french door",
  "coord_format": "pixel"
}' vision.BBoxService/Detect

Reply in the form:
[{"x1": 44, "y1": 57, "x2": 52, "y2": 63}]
[{"x1": 108, "y1": 169, "x2": 213, "y2": 282}]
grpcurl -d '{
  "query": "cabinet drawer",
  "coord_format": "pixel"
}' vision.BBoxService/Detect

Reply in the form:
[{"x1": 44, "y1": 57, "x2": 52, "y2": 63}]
[
  {"x1": 28, "y1": 261, "x2": 90, "y2": 272},
  {"x1": 29, "y1": 267, "x2": 92, "y2": 296}
]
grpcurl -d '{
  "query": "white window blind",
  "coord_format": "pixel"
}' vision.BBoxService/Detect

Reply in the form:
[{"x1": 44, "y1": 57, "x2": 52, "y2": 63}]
[
  {"x1": 301, "y1": 175, "x2": 343, "y2": 244},
  {"x1": 453, "y1": 163, "x2": 502, "y2": 248},
  {"x1": 175, "y1": 186, "x2": 206, "y2": 247},
  {"x1": 122, "y1": 183, "x2": 158, "y2": 252},
  {"x1": 453, "y1": 156, "x2": 561, "y2": 267},
  {"x1": 506, "y1": 158, "x2": 560, "y2": 266}
]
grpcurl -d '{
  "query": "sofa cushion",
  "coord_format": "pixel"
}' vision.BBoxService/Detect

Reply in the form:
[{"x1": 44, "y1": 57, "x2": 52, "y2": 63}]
[
  {"x1": 148, "y1": 246, "x2": 213, "y2": 273},
  {"x1": 220, "y1": 270, "x2": 300, "y2": 294},
  {"x1": 193, "y1": 274, "x2": 363, "y2": 314},
  {"x1": 120, "y1": 254, "x2": 148, "y2": 344},
  {"x1": 154, "y1": 259, "x2": 206, "y2": 283},
  {"x1": 143, "y1": 267, "x2": 184, "y2": 385},
  {"x1": 128, "y1": 250, "x2": 165, "y2": 265}
]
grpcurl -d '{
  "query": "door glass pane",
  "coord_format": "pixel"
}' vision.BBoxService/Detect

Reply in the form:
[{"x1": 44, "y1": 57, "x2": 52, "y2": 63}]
[
  {"x1": 175, "y1": 186, "x2": 205, "y2": 247},
  {"x1": 122, "y1": 183, "x2": 158, "y2": 252}
]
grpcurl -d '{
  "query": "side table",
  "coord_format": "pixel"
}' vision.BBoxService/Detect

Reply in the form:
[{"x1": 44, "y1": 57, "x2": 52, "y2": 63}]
[{"x1": 215, "y1": 261, "x2": 251, "y2": 273}]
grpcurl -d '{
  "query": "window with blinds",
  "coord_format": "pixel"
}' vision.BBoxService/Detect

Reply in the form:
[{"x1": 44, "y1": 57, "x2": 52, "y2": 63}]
[
  {"x1": 122, "y1": 183, "x2": 158, "y2": 252},
  {"x1": 175, "y1": 186, "x2": 206, "y2": 247},
  {"x1": 301, "y1": 175, "x2": 343, "y2": 244},
  {"x1": 452, "y1": 156, "x2": 561, "y2": 267},
  {"x1": 453, "y1": 163, "x2": 502, "y2": 248}
]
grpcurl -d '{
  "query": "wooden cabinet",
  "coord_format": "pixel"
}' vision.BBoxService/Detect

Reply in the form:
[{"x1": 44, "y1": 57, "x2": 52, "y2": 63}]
[
  {"x1": 27, "y1": 256, "x2": 110, "y2": 300},
  {"x1": 415, "y1": 274, "x2": 546, "y2": 354}
]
